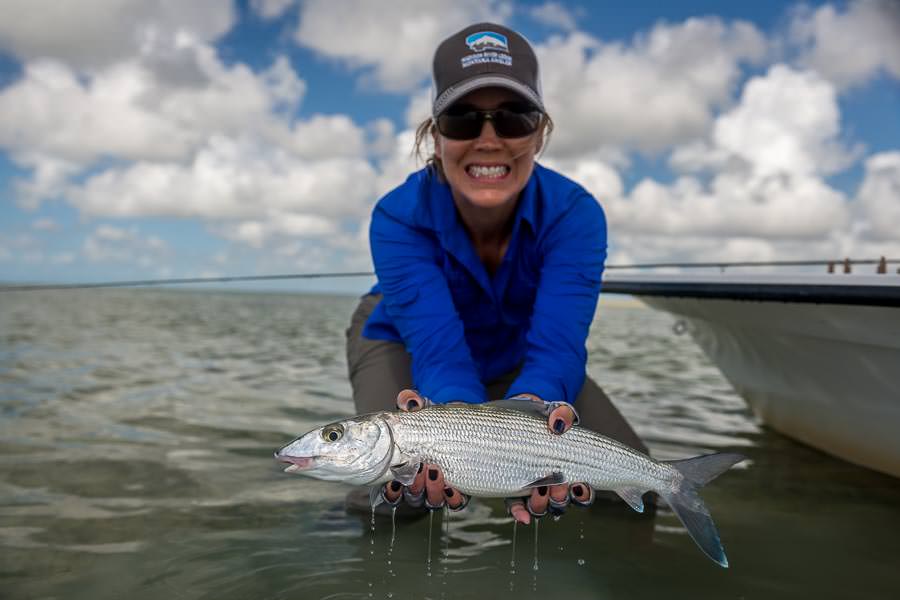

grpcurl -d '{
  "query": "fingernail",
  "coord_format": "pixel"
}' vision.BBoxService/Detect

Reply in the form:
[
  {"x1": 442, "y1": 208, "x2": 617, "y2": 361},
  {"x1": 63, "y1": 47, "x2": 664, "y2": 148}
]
[
  {"x1": 444, "y1": 488, "x2": 454, "y2": 497},
  {"x1": 407, "y1": 399, "x2": 419, "y2": 410},
  {"x1": 553, "y1": 419, "x2": 565, "y2": 433},
  {"x1": 417, "y1": 463, "x2": 424, "y2": 473},
  {"x1": 390, "y1": 481, "x2": 402, "y2": 492},
  {"x1": 538, "y1": 486, "x2": 548, "y2": 496},
  {"x1": 428, "y1": 469, "x2": 438, "y2": 481},
  {"x1": 572, "y1": 485, "x2": 584, "y2": 497}
]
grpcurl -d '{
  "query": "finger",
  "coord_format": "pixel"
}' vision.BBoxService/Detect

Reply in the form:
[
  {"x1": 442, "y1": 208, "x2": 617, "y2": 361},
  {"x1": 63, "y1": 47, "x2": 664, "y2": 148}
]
[
  {"x1": 527, "y1": 486, "x2": 549, "y2": 517},
  {"x1": 548, "y1": 404, "x2": 576, "y2": 435},
  {"x1": 507, "y1": 499, "x2": 531, "y2": 525},
  {"x1": 548, "y1": 483, "x2": 569, "y2": 516},
  {"x1": 383, "y1": 480, "x2": 403, "y2": 504},
  {"x1": 396, "y1": 389, "x2": 424, "y2": 412},
  {"x1": 444, "y1": 487, "x2": 468, "y2": 511},
  {"x1": 570, "y1": 482, "x2": 594, "y2": 507},
  {"x1": 550, "y1": 484, "x2": 569, "y2": 504},
  {"x1": 424, "y1": 465, "x2": 445, "y2": 509},
  {"x1": 407, "y1": 462, "x2": 426, "y2": 495}
]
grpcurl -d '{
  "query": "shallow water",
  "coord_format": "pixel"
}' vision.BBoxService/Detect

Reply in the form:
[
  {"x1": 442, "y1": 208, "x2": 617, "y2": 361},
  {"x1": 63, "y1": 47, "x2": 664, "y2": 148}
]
[{"x1": 1, "y1": 289, "x2": 898, "y2": 599}]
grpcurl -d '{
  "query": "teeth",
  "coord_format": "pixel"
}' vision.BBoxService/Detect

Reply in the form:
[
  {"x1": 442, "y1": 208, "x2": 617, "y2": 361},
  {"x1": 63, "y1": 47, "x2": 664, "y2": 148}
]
[{"x1": 468, "y1": 165, "x2": 508, "y2": 178}]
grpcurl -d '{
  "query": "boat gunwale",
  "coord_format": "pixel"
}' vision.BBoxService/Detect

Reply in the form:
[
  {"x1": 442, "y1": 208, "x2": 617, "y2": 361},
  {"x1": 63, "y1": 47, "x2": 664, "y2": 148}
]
[{"x1": 602, "y1": 275, "x2": 900, "y2": 307}]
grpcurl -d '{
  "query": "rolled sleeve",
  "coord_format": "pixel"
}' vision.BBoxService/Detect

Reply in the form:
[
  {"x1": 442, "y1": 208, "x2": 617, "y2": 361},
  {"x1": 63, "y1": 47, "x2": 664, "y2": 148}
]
[
  {"x1": 369, "y1": 206, "x2": 486, "y2": 404},
  {"x1": 507, "y1": 192, "x2": 606, "y2": 404}
]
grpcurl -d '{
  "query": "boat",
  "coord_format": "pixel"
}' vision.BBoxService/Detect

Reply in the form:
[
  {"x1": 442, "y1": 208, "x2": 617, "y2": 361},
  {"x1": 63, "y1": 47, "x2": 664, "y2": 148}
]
[{"x1": 602, "y1": 269, "x2": 900, "y2": 478}]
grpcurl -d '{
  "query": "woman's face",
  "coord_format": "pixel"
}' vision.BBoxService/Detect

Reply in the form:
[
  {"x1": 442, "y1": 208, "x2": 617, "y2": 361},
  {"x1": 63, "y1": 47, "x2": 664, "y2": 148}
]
[{"x1": 434, "y1": 87, "x2": 542, "y2": 214}]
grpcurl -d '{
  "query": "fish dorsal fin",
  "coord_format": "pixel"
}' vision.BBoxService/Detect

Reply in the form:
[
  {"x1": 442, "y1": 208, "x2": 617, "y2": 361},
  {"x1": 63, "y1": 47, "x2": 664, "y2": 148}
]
[
  {"x1": 389, "y1": 460, "x2": 422, "y2": 486},
  {"x1": 615, "y1": 487, "x2": 646, "y2": 513},
  {"x1": 482, "y1": 399, "x2": 581, "y2": 426},
  {"x1": 483, "y1": 398, "x2": 552, "y2": 419},
  {"x1": 523, "y1": 471, "x2": 566, "y2": 488}
]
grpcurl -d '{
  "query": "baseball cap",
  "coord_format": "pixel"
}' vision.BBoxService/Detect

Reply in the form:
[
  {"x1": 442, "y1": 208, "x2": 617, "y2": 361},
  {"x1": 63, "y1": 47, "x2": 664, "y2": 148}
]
[{"x1": 431, "y1": 23, "x2": 544, "y2": 117}]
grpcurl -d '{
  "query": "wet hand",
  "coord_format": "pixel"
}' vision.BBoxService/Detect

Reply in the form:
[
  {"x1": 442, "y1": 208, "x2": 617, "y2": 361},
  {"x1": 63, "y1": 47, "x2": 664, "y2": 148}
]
[
  {"x1": 505, "y1": 395, "x2": 589, "y2": 525},
  {"x1": 507, "y1": 481, "x2": 594, "y2": 525},
  {"x1": 382, "y1": 389, "x2": 468, "y2": 511}
]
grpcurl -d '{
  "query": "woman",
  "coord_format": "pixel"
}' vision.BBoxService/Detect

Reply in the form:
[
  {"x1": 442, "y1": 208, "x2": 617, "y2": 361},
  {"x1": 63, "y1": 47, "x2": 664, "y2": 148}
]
[{"x1": 346, "y1": 23, "x2": 646, "y2": 524}]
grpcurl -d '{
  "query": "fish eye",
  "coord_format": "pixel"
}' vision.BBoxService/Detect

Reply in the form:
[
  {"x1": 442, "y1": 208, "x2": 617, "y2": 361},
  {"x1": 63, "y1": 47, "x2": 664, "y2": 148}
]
[{"x1": 321, "y1": 424, "x2": 344, "y2": 443}]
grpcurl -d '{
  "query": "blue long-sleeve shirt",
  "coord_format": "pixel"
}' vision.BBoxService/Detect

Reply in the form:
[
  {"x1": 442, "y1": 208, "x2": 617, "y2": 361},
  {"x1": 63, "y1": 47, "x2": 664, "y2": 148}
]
[{"x1": 363, "y1": 163, "x2": 606, "y2": 405}]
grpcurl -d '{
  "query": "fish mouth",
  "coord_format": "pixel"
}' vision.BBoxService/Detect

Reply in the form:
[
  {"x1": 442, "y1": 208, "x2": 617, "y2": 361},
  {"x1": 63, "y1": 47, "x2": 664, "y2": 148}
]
[{"x1": 274, "y1": 452, "x2": 316, "y2": 473}]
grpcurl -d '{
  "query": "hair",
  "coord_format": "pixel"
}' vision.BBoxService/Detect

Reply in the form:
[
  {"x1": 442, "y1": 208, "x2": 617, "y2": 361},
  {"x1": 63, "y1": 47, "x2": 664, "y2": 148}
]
[{"x1": 412, "y1": 112, "x2": 554, "y2": 180}]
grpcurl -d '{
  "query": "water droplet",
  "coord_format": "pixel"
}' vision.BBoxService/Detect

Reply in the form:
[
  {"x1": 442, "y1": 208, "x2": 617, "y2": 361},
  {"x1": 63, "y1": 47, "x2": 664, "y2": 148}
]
[{"x1": 426, "y1": 510, "x2": 434, "y2": 578}]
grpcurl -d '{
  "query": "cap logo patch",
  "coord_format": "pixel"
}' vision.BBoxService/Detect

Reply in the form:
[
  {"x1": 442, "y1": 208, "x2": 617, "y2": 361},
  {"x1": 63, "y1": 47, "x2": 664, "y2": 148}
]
[
  {"x1": 465, "y1": 31, "x2": 508, "y2": 52},
  {"x1": 462, "y1": 31, "x2": 512, "y2": 69}
]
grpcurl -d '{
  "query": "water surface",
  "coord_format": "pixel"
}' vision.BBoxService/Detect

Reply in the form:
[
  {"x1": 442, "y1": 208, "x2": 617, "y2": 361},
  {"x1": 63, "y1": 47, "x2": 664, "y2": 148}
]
[{"x1": 1, "y1": 289, "x2": 898, "y2": 599}]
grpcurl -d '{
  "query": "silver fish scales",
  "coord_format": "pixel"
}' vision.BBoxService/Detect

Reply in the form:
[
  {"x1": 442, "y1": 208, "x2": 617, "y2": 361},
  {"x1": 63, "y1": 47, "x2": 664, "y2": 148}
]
[
  {"x1": 276, "y1": 400, "x2": 745, "y2": 567},
  {"x1": 391, "y1": 404, "x2": 674, "y2": 497}
]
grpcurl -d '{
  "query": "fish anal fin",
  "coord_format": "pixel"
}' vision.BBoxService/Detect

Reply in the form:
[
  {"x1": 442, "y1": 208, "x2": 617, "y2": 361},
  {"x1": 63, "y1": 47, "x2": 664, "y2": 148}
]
[
  {"x1": 615, "y1": 487, "x2": 646, "y2": 513},
  {"x1": 524, "y1": 471, "x2": 566, "y2": 488}
]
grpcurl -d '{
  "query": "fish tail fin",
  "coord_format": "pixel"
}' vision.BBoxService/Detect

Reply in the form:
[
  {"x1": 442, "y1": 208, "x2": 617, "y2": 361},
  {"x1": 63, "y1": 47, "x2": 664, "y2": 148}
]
[{"x1": 660, "y1": 452, "x2": 745, "y2": 568}]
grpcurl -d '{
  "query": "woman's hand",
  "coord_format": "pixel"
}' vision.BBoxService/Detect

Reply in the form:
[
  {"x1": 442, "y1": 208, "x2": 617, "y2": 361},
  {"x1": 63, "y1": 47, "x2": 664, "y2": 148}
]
[
  {"x1": 504, "y1": 394, "x2": 594, "y2": 525},
  {"x1": 381, "y1": 389, "x2": 468, "y2": 511}
]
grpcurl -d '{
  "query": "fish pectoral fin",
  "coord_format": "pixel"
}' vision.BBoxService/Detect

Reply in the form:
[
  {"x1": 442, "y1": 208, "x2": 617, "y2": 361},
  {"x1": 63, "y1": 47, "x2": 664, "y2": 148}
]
[
  {"x1": 369, "y1": 485, "x2": 385, "y2": 509},
  {"x1": 389, "y1": 460, "x2": 422, "y2": 486},
  {"x1": 523, "y1": 471, "x2": 566, "y2": 488},
  {"x1": 615, "y1": 487, "x2": 646, "y2": 513}
]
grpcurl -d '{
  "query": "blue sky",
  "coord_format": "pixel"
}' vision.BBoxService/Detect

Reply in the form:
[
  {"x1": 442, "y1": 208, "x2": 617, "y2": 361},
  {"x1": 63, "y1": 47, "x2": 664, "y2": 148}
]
[{"x1": 1, "y1": 0, "x2": 898, "y2": 293}]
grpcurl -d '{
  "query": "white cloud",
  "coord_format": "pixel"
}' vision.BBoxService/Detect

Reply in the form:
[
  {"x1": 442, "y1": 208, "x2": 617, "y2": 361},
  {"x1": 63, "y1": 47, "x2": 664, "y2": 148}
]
[
  {"x1": 283, "y1": 114, "x2": 366, "y2": 159},
  {"x1": 790, "y1": 0, "x2": 900, "y2": 89},
  {"x1": 537, "y1": 17, "x2": 768, "y2": 156},
  {"x1": 405, "y1": 87, "x2": 433, "y2": 128},
  {"x1": 604, "y1": 171, "x2": 848, "y2": 240},
  {"x1": 546, "y1": 62, "x2": 863, "y2": 262},
  {"x1": 675, "y1": 65, "x2": 861, "y2": 178},
  {"x1": 218, "y1": 215, "x2": 336, "y2": 249},
  {"x1": 83, "y1": 225, "x2": 170, "y2": 265},
  {"x1": 855, "y1": 152, "x2": 900, "y2": 240},
  {"x1": 251, "y1": 0, "x2": 295, "y2": 20},
  {"x1": 293, "y1": 0, "x2": 512, "y2": 92},
  {"x1": 0, "y1": 0, "x2": 235, "y2": 71},
  {"x1": 68, "y1": 134, "x2": 377, "y2": 220},
  {"x1": 0, "y1": 50, "x2": 306, "y2": 170},
  {"x1": 529, "y1": 2, "x2": 578, "y2": 31},
  {"x1": 31, "y1": 217, "x2": 59, "y2": 231}
]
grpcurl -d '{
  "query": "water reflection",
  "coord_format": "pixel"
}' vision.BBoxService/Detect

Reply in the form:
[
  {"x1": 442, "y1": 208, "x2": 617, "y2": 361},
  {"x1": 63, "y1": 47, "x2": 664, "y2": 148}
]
[{"x1": 1, "y1": 290, "x2": 899, "y2": 599}]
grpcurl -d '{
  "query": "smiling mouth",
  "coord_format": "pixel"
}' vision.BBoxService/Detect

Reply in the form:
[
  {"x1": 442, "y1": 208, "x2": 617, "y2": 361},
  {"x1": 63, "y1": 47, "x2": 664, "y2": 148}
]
[
  {"x1": 466, "y1": 164, "x2": 510, "y2": 179},
  {"x1": 275, "y1": 452, "x2": 316, "y2": 473}
]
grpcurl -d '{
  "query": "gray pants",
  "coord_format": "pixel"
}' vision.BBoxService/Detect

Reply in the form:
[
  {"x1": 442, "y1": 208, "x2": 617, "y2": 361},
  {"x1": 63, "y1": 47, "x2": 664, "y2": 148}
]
[{"x1": 345, "y1": 294, "x2": 647, "y2": 454}]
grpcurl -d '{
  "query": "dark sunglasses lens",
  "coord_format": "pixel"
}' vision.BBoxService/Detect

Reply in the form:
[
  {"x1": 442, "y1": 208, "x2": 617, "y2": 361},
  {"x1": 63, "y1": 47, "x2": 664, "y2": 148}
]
[
  {"x1": 493, "y1": 109, "x2": 541, "y2": 137},
  {"x1": 437, "y1": 111, "x2": 483, "y2": 139},
  {"x1": 437, "y1": 107, "x2": 542, "y2": 139}
]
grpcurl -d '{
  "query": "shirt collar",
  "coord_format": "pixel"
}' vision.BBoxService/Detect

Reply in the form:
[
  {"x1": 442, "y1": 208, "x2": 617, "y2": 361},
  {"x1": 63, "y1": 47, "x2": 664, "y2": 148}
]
[{"x1": 421, "y1": 165, "x2": 540, "y2": 235}]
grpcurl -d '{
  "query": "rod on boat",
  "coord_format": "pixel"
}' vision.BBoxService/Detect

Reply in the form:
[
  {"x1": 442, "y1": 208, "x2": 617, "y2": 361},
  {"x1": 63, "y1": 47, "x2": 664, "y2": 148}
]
[{"x1": 1, "y1": 258, "x2": 897, "y2": 292}]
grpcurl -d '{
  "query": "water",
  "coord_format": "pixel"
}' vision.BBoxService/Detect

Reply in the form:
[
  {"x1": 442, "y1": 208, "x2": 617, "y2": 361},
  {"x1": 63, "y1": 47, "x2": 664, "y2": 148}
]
[{"x1": 1, "y1": 289, "x2": 899, "y2": 599}]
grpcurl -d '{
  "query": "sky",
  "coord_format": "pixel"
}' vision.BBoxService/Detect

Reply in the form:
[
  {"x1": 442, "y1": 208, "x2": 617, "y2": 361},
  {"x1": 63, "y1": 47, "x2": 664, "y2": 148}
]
[{"x1": 0, "y1": 0, "x2": 898, "y2": 293}]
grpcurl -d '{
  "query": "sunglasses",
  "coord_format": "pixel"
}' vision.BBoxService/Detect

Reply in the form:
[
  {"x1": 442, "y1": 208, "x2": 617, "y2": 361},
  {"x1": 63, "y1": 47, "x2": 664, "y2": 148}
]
[{"x1": 435, "y1": 102, "x2": 543, "y2": 140}]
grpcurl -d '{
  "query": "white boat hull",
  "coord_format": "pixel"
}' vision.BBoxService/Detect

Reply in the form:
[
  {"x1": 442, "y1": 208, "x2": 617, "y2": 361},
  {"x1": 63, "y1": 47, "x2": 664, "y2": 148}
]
[{"x1": 604, "y1": 274, "x2": 900, "y2": 478}]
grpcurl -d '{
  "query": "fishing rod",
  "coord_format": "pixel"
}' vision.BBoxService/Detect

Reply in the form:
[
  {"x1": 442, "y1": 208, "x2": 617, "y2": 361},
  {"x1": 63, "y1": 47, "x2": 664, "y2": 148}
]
[{"x1": 1, "y1": 258, "x2": 897, "y2": 292}]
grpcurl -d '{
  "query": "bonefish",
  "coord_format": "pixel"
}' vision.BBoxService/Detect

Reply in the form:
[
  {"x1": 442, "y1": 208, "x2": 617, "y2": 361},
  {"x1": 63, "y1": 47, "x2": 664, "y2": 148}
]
[{"x1": 275, "y1": 400, "x2": 745, "y2": 567}]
